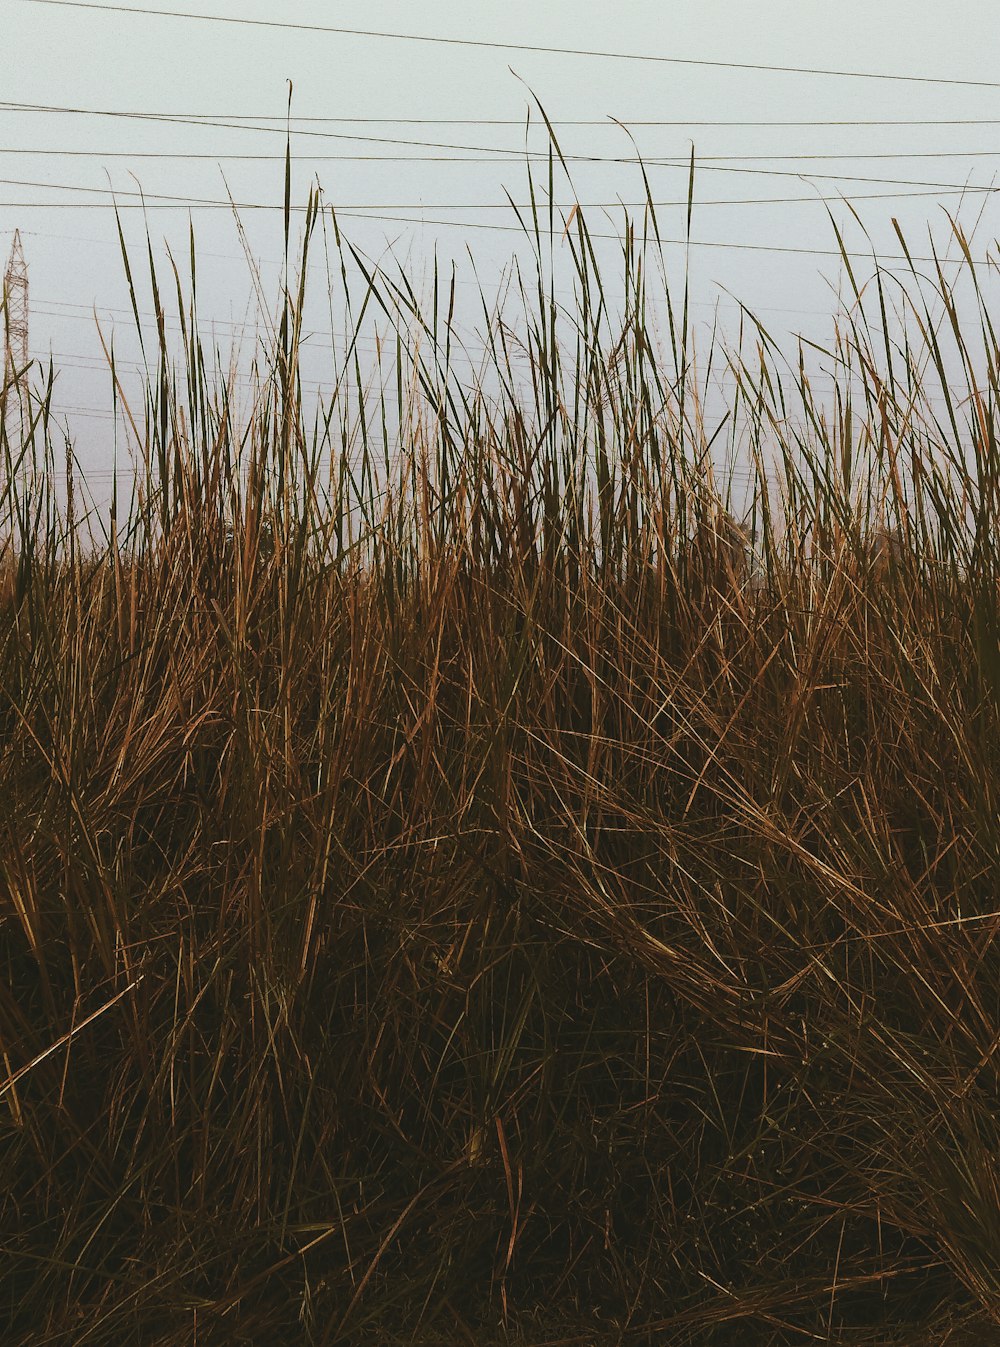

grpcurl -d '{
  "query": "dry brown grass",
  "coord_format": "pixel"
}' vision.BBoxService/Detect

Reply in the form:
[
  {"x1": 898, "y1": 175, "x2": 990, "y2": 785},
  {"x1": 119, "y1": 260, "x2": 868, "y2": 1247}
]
[
  {"x1": 1, "y1": 173, "x2": 999, "y2": 1345},
  {"x1": 0, "y1": 556, "x2": 13, "y2": 614}
]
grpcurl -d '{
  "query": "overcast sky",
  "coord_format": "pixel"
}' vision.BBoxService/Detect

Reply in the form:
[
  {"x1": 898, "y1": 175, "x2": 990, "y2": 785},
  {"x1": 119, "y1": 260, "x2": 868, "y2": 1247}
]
[{"x1": 3, "y1": 0, "x2": 1000, "y2": 492}]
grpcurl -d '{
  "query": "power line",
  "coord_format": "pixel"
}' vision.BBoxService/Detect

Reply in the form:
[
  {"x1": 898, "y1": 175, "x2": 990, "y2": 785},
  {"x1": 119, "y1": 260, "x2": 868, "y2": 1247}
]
[
  {"x1": 27, "y1": 271, "x2": 850, "y2": 321},
  {"x1": 5, "y1": 104, "x2": 574, "y2": 156},
  {"x1": 7, "y1": 196, "x2": 1000, "y2": 273},
  {"x1": 7, "y1": 103, "x2": 1000, "y2": 128},
  {"x1": 1, "y1": 104, "x2": 998, "y2": 191},
  {"x1": 34, "y1": 316, "x2": 420, "y2": 364},
  {"x1": 11, "y1": 202, "x2": 995, "y2": 266},
  {"x1": 5, "y1": 146, "x2": 1000, "y2": 164},
  {"x1": 2, "y1": 149, "x2": 999, "y2": 193},
  {"x1": 3, "y1": 176, "x2": 997, "y2": 212},
  {"x1": 22, "y1": 0, "x2": 1000, "y2": 91},
  {"x1": 0, "y1": 100, "x2": 568, "y2": 150},
  {"x1": 4, "y1": 101, "x2": 1000, "y2": 164}
]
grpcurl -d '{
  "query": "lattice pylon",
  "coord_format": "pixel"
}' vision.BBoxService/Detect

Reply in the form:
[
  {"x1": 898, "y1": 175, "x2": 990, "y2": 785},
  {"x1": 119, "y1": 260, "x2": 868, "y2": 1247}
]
[{"x1": 3, "y1": 230, "x2": 30, "y2": 450}]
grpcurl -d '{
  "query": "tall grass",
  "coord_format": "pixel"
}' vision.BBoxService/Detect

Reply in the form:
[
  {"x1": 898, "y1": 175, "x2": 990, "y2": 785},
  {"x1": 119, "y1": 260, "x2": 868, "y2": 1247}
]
[{"x1": 2, "y1": 146, "x2": 1000, "y2": 1343}]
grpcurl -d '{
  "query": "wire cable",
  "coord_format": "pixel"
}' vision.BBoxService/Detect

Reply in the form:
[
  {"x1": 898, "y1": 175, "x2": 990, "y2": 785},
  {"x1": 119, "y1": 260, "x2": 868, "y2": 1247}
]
[
  {"x1": 2, "y1": 149, "x2": 999, "y2": 191},
  {"x1": 10, "y1": 201, "x2": 995, "y2": 266},
  {"x1": 7, "y1": 103, "x2": 1000, "y2": 127},
  {"x1": 5, "y1": 145, "x2": 1000, "y2": 164},
  {"x1": 4, "y1": 101, "x2": 1000, "y2": 166},
  {"x1": 22, "y1": 0, "x2": 1000, "y2": 91},
  {"x1": 3, "y1": 175, "x2": 997, "y2": 212}
]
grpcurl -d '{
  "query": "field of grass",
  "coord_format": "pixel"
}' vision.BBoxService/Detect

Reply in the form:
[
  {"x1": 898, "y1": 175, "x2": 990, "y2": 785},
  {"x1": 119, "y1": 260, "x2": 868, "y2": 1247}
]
[{"x1": 2, "y1": 158, "x2": 1000, "y2": 1343}]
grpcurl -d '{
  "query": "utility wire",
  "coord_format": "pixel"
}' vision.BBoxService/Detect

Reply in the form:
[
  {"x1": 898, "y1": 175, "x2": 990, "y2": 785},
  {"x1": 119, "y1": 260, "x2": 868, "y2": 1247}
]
[
  {"x1": 7, "y1": 103, "x2": 1000, "y2": 127},
  {"x1": 2, "y1": 105, "x2": 999, "y2": 197},
  {"x1": 2, "y1": 171, "x2": 998, "y2": 216},
  {"x1": 3, "y1": 175, "x2": 997, "y2": 211},
  {"x1": 5, "y1": 145, "x2": 1000, "y2": 164},
  {"x1": 2, "y1": 151, "x2": 998, "y2": 191},
  {"x1": 9, "y1": 200, "x2": 995, "y2": 266},
  {"x1": 29, "y1": 276, "x2": 846, "y2": 321},
  {"x1": 4, "y1": 101, "x2": 1000, "y2": 164},
  {"x1": 7, "y1": 103, "x2": 1000, "y2": 133},
  {"x1": 22, "y1": 0, "x2": 1000, "y2": 91},
  {"x1": 3, "y1": 172, "x2": 997, "y2": 208}
]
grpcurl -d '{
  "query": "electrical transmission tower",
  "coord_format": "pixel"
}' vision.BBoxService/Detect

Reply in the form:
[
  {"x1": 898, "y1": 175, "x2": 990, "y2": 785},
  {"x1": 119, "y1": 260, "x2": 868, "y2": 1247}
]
[{"x1": 3, "y1": 230, "x2": 30, "y2": 449}]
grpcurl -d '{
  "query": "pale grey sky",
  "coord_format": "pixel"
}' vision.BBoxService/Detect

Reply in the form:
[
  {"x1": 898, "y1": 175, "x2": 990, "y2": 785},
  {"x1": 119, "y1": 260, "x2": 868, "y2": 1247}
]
[{"x1": 3, "y1": 0, "x2": 1000, "y2": 490}]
